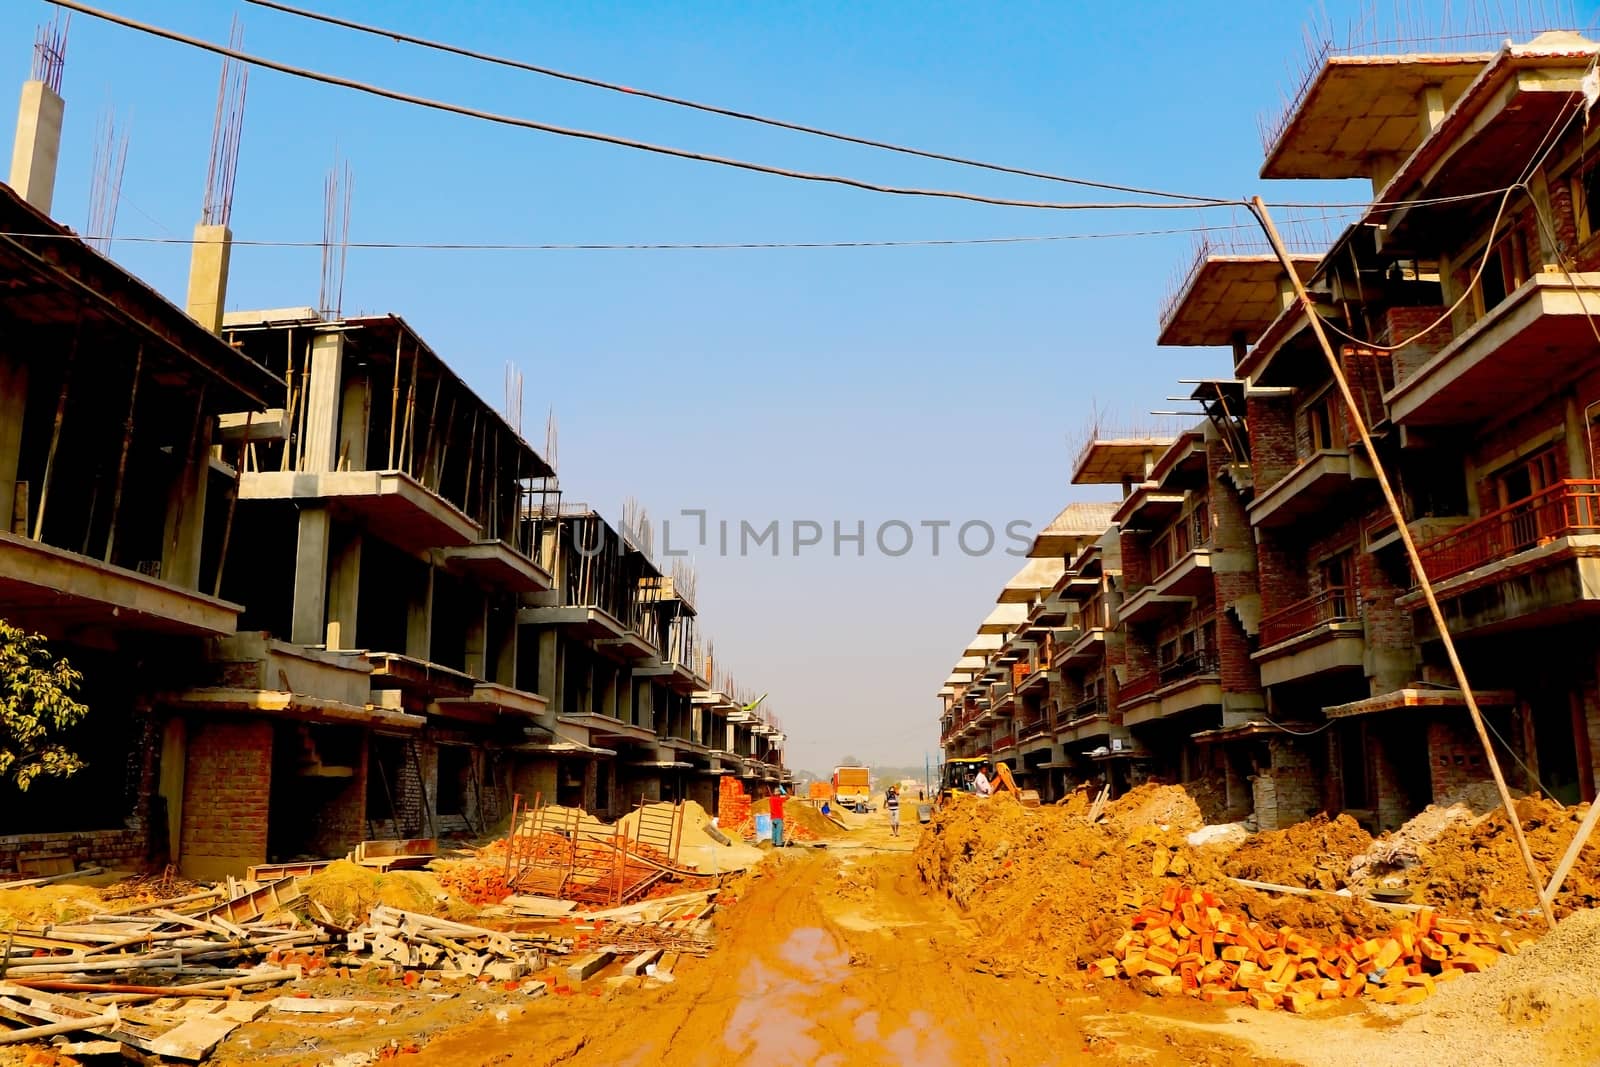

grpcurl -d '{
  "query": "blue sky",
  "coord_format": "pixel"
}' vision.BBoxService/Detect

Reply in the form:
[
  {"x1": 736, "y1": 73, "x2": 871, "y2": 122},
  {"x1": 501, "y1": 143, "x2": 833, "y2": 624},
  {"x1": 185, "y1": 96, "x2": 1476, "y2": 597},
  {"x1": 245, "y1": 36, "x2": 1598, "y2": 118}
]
[{"x1": 7, "y1": 0, "x2": 1573, "y2": 773}]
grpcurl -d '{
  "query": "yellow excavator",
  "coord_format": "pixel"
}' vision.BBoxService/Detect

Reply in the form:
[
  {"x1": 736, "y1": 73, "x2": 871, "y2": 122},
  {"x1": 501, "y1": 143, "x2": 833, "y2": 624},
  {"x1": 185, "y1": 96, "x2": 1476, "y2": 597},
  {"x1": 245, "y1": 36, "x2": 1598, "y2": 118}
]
[{"x1": 937, "y1": 758, "x2": 1035, "y2": 805}]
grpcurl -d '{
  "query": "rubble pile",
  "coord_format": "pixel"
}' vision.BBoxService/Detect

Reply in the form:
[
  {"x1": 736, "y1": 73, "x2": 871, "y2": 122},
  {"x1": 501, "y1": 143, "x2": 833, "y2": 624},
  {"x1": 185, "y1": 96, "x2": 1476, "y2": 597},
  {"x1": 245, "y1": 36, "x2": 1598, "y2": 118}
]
[
  {"x1": 1090, "y1": 884, "x2": 1527, "y2": 1011},
  {"x1": 1225, "y1": 814, "x2": 1374, "y2": 892}
]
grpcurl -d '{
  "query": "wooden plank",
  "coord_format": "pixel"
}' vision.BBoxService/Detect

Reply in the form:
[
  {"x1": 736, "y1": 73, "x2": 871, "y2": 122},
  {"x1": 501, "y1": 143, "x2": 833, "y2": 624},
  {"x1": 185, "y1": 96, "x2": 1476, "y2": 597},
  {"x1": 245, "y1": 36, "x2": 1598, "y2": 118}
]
[
  {"x1": 0, "y1": 1006, "x2": 119, "y2": 1044},
  {"x1": 1544, "y1": 794, "x2": 1600, "y2": 904},
  {"x1": 269, "y1": 997, "x2": 401, "y2": 1015},
  {"x1": 148, "y1": 1015, "x2": 239, "y2": 1061},
  {"x1": 0, "y1": 866, "x2": 106, "y2": 890},
  {"x1": 623, "y1": 949, "x2": 662, "y2": 976},
  {"x1": 565, "y1": 951, "x2": 614, "y2": 982},
  {"x1": 503, "y1": 895, "x2": 578, "y2": 917}
]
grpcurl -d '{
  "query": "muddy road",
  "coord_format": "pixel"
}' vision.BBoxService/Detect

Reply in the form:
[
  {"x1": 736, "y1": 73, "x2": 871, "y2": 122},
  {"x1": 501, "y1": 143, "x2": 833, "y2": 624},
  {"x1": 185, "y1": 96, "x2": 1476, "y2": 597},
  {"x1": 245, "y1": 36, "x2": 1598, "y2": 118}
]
[{"x1": 418, "y1": 823, "x2": 1274, "y2": 1067}]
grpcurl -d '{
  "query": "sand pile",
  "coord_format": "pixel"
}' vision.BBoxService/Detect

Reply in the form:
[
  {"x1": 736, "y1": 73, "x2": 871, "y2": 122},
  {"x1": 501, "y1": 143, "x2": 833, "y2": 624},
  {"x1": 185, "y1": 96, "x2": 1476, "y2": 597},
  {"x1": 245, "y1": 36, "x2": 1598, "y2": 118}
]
[
  {"x1": 1411, "y1": 795, "x2": 1600, "y2": 923},
  {"x1": 302, "y1": 859, "x2": 446, "y2": 925},
  {"x1": 0, "y1": 883, "x2": 102, "y2": 928},
  {"x1": 750, "y1": 797, "x2": 844, "y2": 840},
  {"x1": 615, "y1": 800, "x2": 766, "y2": 873},
  {"x1": 1225, "y1": 814, "x2": 1373, "y2": 891},
  {"x1": 1103, "y1": 782, "x2": 1205, "y2": 835}
]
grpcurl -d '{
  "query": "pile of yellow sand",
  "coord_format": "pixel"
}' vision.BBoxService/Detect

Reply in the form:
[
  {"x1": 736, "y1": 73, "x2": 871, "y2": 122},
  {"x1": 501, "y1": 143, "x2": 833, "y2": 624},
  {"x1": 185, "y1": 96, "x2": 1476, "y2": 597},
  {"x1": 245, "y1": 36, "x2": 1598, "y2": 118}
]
[
  {"x1": 301, "y1": 859, "x2": 446, "y2": 925},
  {"x1": 0, "y1": 883, "x2": 103, "y2": 929},
  {"x1": 616, "y1": 800, "x2": 766, "y2": 873}
]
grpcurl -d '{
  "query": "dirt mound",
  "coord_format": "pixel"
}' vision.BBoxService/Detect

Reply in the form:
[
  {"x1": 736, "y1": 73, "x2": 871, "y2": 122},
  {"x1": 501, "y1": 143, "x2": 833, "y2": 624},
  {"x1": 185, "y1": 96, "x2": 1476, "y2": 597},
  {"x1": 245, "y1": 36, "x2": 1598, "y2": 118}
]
[
  {"x1": 750, "y1": 797, "x2": 845, "y2": 839},
  {"x1": 1103, "y1": 783, "x2": 1205, "y2": 834},
  {"x1": 1413, "y1": 795, "x2": 1600, "y2": 923},
  {"x1": 914, "y1": 795, "x2": 1396, "y2": 979},
  {"x1": 302, "y1": 859, "x2": 446, "y2": 925},
  {"x1": 1225, "y1": 814, "x2": 1373, "y2": 891},
  {"x1": 0, "y1": 883, "x2": 102, "y2": 928},
  {"x1": 1347, "y1": 802, "x2": 1475, "y2": 893}
]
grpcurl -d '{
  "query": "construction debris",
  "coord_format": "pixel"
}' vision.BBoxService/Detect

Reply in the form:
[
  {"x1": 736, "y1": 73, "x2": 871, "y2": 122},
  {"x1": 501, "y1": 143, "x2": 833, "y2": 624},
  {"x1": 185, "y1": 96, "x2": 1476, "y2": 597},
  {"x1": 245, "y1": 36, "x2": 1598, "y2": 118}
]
[{"x1": 1089, "y1": 884, "x2": 1528, "y2": 1011}]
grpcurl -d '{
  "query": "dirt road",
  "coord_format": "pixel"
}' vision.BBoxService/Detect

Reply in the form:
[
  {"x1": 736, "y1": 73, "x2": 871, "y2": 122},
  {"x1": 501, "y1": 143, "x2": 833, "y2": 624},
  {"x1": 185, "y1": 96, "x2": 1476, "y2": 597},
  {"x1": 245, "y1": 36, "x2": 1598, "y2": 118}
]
[{"x1": 419, "y1": 819, "x2": 1274, "y2": 1067}]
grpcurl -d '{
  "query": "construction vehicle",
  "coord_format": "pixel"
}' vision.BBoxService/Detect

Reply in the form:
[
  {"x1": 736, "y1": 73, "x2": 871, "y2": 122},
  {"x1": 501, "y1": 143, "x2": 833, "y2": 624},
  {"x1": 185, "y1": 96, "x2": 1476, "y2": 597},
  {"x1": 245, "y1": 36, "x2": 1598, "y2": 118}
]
[
  {"x1": 831, "y1": 766, "x2": 872, "y2": 813},
  {"x1": 936, "y1": 756, "x2": 988, "y2": 803}
]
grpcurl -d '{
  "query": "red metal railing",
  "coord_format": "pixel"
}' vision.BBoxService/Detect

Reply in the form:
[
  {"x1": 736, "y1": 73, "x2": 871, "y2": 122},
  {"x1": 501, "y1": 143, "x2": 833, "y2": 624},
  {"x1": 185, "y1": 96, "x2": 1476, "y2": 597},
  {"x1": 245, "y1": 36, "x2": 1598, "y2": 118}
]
[
  {"x1": 992, "y1": 733, "x2": 1015, "y2": 750},
  {"x1": 1415, "y1": 480, "x2": 1600, "y2": 583},
  {"x1": 1259, "y1": 586, "x2": 1357, "y2": 647},
  {"x1": 1118, "y1": 673, "x2": 1159, "y2": 705}
]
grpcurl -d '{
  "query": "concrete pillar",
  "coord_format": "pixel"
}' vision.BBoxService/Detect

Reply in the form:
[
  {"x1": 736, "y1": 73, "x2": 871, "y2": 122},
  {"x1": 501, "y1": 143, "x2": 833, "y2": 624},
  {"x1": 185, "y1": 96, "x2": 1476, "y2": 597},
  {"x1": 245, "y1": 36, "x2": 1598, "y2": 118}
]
[
  {"x1": 185, "y1": 224, "x2": 232, "y2": 334},
  {"x1": 301, "y1": 333, "x2": 344, "y2": 474},
  {"x1": 0, "y1": 351, "x2": 26, "y2": 531},
  {"x1": 9, "y1": 80, "x2": 63, "y2": 215},
  {"x1": 338, "y1": 367, "x2": 371, "y2": 471},
  {"x1": 1565, "y1": 395, "x2": 1590, "y2": 479},
  {"x1": 326, "y1": 527, "x2": 361, "y2": 650},
  {"x1": 157, "y1": 718, "x2": 187, "y2": 866},
  {"x1": 537, "y1": 630, "x2": 559, "y2": 704},
  {"x1": 463, "y1": 595, "x2": 489, "y2": 679},
  {"x1": 406, "y1": 559, "x2": 434, "y2": 661},
  {"x1": 492, "y1": 610, "x2": 517, "y2": 688},
  {"x1": 161, "y1": 419, "x2": 212, "y2": 589},
  {"x1": 1420, "y1": 85, "x2": 1446, "y2": 136},
  {"x1": 290, "y1": 507, "x2": 331, "y2": 646}
]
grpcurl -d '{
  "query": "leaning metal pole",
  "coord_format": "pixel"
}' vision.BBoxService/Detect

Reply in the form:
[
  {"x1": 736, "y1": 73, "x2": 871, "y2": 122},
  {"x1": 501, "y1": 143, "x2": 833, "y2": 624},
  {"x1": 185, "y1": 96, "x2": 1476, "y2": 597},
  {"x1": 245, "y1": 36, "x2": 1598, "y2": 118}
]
[{"x1": 1249, "y1": 195, "x2": 1555, "y2": 929}]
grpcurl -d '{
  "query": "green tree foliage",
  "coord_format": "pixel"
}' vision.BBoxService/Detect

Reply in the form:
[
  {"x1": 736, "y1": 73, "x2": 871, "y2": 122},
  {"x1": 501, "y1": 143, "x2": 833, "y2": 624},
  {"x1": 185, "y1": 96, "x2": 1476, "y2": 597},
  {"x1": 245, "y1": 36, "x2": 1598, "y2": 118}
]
[{"x1": 0, "y1": 621, "x2": 89, "y2": 790}]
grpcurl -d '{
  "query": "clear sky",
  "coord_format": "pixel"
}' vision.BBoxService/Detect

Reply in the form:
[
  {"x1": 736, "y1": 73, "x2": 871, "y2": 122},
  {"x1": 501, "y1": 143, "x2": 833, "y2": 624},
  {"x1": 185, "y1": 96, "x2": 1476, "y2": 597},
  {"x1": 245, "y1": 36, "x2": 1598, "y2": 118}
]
[{"x1": 5, "y1": 0, "x2": 1588, "y2": 773}]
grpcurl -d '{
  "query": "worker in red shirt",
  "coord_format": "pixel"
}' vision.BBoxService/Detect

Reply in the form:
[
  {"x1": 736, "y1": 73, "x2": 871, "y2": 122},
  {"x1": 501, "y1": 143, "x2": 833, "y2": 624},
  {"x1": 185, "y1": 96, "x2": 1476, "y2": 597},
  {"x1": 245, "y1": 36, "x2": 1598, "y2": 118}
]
[{"x1": 769, "y1": 788, "x2": 786, "y2": 848}]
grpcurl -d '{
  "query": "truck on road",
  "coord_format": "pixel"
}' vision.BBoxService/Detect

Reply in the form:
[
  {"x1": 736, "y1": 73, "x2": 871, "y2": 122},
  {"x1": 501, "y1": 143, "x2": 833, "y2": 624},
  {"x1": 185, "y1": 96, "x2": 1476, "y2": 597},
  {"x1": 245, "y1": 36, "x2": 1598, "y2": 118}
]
[{"x1": 831, "y1": 766, "x2": 872, "y2": 813}]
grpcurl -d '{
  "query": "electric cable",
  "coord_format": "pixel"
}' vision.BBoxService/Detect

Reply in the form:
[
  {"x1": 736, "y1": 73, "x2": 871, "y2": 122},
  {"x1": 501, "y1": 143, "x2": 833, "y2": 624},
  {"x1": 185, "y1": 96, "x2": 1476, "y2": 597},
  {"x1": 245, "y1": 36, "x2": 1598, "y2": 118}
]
[{"x1": 49, "y1": 0, "x2": 1228, "y2": 214}]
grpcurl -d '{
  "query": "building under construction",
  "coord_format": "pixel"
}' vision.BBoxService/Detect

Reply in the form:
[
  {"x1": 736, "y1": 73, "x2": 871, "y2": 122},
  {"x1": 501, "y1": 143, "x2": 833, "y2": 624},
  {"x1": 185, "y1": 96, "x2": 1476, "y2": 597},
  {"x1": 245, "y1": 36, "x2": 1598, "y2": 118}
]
[
  {"x1": 0, "y1": 34, "x2": 788, "y2": 880},
  {"x1": 942, "y1": 28, "x2": 1600, "y2": 832}
]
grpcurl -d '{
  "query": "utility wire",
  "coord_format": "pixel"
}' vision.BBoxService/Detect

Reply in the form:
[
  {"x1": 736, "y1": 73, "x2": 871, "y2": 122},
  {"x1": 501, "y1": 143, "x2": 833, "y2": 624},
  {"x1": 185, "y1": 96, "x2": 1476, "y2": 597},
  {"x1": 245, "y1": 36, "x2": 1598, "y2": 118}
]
[
  {"x1": 51, "y1": 0, "x2": 1224, "y2": 214},
  {"x1": 244, "y1": 0, "x2": 1234, "y2": 205},
  {"x1": 0, "y1": 220, "x2": 1286, "y2": 251}
]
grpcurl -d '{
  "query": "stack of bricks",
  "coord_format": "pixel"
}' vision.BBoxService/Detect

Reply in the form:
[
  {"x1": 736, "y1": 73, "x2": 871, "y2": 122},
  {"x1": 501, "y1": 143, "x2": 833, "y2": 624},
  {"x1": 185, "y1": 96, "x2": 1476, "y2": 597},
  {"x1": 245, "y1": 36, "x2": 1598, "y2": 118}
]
[
  {"x1": 718, "y1": 776, "x2": 751, "y2": 835},
  {"x1": 1091, "y1": 885, "x2": 1523, "y2": 1013}
]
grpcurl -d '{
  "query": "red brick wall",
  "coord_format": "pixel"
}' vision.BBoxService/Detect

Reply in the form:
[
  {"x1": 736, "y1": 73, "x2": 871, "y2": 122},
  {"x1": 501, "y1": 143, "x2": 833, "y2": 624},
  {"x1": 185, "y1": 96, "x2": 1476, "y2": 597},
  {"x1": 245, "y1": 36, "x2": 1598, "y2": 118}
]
[
  {"x1": 1120, "y1": 528, "x2": 1150, "y2": 591},
  {"x1": 1207, "y1": 437, "x2": 1262, "y2": 694},
  {"x1": 1425, "y1": 717, "x2": 1494, "y2": 802},
  {"x1": 1357, "y1": 517, "x2": 1416, "y2": 672},
  {"x1": 0, "y1": 829, "x2": 145, "y2": 875},
  {"x1": 1254, "y1": 536, "x2": 1306, "y2": 626},
  {"x1": 1384, "y1": 306, "x2": 1451, "y2": 384},
  {"x1": 1248, "y1": 392, "x2": 1297, "y2": 491},
  {"x1": 180, "y1": 720, "x2": 272, "y2": 880},
  {"x1": 310, "y1": 741, "x2": 368, "y2": 858}
]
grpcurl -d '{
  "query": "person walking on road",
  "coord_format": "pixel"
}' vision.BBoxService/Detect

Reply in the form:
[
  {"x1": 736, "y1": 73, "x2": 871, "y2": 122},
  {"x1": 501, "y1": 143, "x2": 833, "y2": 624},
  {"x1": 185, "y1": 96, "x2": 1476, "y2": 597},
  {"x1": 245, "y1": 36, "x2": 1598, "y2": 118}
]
[
  {"x1": 769, "y1": 789, "x2": 786, "y2": 848},
  {"x1": 885, "y1": 786, "x2": 901, "y2": 837}
]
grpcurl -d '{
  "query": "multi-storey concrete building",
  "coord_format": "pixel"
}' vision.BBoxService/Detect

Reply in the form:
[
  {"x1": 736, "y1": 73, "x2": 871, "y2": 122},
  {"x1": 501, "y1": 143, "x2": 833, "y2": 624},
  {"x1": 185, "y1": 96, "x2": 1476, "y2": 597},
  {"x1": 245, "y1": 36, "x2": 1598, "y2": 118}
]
[{"x1": 939, "y1": 27, "x2": 1600, "y2": 832}]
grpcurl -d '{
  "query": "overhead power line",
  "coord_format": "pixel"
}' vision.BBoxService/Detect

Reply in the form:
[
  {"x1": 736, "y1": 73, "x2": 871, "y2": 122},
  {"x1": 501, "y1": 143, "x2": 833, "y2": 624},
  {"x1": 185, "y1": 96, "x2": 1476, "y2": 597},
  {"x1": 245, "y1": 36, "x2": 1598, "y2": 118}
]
[
  {"x1": 243, "y1": 0, "x2": 1232, "y2": 205},
  {"x1": 4, "y1": 220, "x2": 1286, "y2": 252},
  {"x1": 51, "y1": 0, "x2": 1220, "y2": 214}
]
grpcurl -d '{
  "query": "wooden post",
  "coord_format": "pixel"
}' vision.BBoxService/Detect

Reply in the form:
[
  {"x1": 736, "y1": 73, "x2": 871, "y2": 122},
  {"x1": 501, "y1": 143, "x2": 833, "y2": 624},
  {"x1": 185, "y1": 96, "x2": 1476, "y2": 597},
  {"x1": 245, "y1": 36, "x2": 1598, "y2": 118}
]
[
  {"x1": 1251, "y1": 195, "x2": 1555, "y2": 928},
  {"x1": 280, "y1": 328, "x2": 298, "y2": 473},
  {"x1": 31, "y1": 328, "x2": 79, "y2": 541},
  {"x1": 1544, "y1": 794, "x2": 1600, "y2": 904},
  {"x1": 420, "y1": 375, "x2": 442, "y2": 489},
  {"x1": 435, "y1": 394, "x2": 458, "y2": 491},
  {"x1": 386, "y1": 333, "x2": 401, "y2": 470},
  {"x1": 213, "y1": 410, "x2": 251, "y2": 597},
  {"x1": 103, "y1": 345, "x2": 143, "y2": 563},
  {"x1": 400, "y1": 346, "x2": 419, "y2": 477}
]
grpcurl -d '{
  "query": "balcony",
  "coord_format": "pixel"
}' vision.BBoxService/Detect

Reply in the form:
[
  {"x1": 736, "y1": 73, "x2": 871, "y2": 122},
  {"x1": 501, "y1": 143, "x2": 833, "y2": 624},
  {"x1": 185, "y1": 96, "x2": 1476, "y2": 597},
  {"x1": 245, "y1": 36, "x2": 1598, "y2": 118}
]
[
  {"x1": 1250, "y1": 450, "x2": 1373, "y2": 529},
  {"x1": 1253, "y1": 587, "x2": 1365, "y2": 687},
  {"x1": 1120, "y1": 547, "x2": 1214, "y2": 625},
  {"x1": 1404, "y1": 481, "x2": 1600, "y2": 637},
  {"x1": 1017, "y1": 717, "x2": 1052, "y2": 745},
  {"x1": 1060, "y1": 626, "x2": 1107, "y2": 666},
  {"x1": 1386, "y1": 274, "x2": 1600, "y2": 427},
  {"x1": 1416, "y1": 481, "x2": 1600, "y2": 583},
  {"x1": 239, "y1": 470, "x2": 478, "y2": 555},
  {"x1": 1118, "y1": 672, "x2": 1159, "y2": 710}
]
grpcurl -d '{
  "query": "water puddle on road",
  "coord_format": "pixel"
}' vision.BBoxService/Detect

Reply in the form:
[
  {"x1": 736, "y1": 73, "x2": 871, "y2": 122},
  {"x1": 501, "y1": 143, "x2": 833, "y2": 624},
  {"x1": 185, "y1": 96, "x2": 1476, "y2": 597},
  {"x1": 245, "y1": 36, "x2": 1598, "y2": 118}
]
[{"x1": 722, "y1": 926, "x2": 955, "y2": 1066}]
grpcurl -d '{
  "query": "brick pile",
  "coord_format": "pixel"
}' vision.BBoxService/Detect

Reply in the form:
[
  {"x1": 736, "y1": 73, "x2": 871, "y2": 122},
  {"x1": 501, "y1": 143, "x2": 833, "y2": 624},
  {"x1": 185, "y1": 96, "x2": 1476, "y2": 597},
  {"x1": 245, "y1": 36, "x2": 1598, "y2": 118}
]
[{"x1": 1091, "y1": 884, "x2": 1524, "y2": 1013}]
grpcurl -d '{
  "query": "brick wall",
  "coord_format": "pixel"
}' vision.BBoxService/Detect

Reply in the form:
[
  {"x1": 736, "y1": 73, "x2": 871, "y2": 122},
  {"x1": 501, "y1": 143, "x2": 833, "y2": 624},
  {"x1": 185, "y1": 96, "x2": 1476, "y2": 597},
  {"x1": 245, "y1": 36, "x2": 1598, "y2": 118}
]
[
  {"x1": 309, "y1": 741, "x2": 368, "y2": 858},
  {"x1": 1248, "y1": 392, "x2": 1297, "y2": 492},
  {"x1": 1207, "y1": 436, "x2": 1263, "y2": 694},
  {"x1": 717, "y1": 774, "x2": 750, "y2": 829},
  {"x1": 510, "y1": 757, "x2": 558, "y2": 809},
  {"x1": 1253, "y1": 737, "x2": 1322, "y2": 830},
  {"x1": 1426, "y1": 717, "x2": 1492, "y2": 802},
  {"x1": 0, "y1": 829, "x2": 145, "y2": 875},
  {"x1": 180, "y1": 720, "x2": 272, "y2": 880},
  {"x1": 1120, "y1": 528, "x2": 1150, "y2": 591},
  {"x1": 1384, "y1": 306, "x2": 1451, "y2": 384},
  {"x1": 1357, "y1": 523, "x2": 1417, "y2": 692}
]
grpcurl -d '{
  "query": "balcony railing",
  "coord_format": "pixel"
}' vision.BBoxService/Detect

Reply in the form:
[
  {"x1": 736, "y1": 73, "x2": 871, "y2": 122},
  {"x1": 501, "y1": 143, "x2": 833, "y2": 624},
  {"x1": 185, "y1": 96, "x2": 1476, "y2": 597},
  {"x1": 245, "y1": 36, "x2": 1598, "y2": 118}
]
[
  {"x1": 1072, "y1": 693, "x2": 1108, "y2": 719},
  {"x1": 992, "y1": 733, "x2": 1016, "y2": 750},
  {"x1": 1259, "y1": 586, "x2": 1357, "y2": 647},
  {"x1": 1118, "y1": 673, "x2": 1159, "y2": 705},
  {"x1": 1018, "y1": 717, "x2": 1051, "y2": 742},
  {"x1": 1415, "y1": 480, "x2": 1600, "y2": 583},
  {"x1": 1158, "y1": 648, "x2": 1220, "y2": 685}
]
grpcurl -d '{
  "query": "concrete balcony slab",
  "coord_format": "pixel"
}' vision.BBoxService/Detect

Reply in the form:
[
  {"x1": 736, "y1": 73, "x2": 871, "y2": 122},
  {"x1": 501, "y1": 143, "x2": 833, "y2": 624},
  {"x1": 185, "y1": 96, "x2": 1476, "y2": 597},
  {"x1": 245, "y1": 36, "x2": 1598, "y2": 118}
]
[{"x1": 240, "y1": 470, "x2": 478, "y2": 553}]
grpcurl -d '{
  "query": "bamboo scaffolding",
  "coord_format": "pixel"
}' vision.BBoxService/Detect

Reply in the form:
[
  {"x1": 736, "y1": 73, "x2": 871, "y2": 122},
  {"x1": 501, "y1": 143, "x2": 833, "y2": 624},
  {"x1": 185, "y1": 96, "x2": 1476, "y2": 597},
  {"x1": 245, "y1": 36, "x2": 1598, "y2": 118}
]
[
  {"x1": 212, "y1": 410, "x2": 251, "y2": 597},
  {"x1": 31, "y1": 328, "x2": 80, "y2": 541},
  {"x1": 102, "y1": 346, "x2": 143, "y2": 563},
  {"x1": 386, "y1": 332, "x2": 401, "y2": 470}
]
